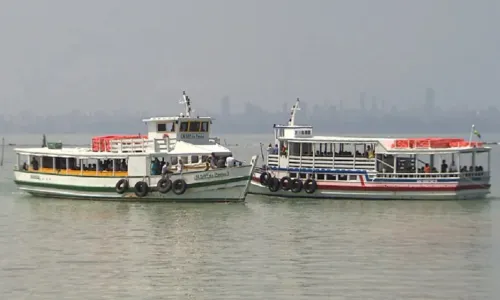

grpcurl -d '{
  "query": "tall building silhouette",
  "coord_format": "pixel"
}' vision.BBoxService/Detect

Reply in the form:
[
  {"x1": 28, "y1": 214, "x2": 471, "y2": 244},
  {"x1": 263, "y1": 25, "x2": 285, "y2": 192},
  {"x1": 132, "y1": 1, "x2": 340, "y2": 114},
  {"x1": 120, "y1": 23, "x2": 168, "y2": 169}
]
[
  {"x1": 359, "y1": 92, "x2": 366, "y2": 111},
  {"x1": 221, "y1": 96, "x2": 230, "y2": 116}
]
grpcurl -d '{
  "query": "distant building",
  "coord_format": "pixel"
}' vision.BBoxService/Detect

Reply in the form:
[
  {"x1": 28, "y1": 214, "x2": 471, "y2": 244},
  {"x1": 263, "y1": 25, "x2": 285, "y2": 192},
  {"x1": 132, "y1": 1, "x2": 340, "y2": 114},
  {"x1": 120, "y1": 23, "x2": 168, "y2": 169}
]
[
  {"x1": 371, "y1": 96, "x2": 378, "y2": 111},
  {"x1": 221, "y1": 96, "x2": 230, "y2": 116},
  {"x1": 359, "y1": 92, "x2": 366, "y2": 111}
]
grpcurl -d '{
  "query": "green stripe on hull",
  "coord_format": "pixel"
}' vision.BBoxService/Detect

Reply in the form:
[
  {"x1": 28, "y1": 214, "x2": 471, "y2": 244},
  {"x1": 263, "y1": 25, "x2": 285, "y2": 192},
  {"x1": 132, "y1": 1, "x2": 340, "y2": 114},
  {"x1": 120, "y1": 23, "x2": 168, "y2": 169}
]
[
  {"x1": 25, "y1": 191, "x2": 245, "y2": 203},
  {"x1": 14, "y1": 176, "x2": 250, "y2": 193}
]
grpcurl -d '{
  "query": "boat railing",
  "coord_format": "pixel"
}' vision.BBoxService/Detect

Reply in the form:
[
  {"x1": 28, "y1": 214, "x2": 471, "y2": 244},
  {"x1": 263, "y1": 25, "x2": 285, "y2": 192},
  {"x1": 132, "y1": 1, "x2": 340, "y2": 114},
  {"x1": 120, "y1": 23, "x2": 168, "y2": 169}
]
[
  {"x1": 373, "y1": 171, "x2": 490, "y2": 180},
  {"x1": 108, "y1": 138, "x2": 175, "y2": 153},
  {"x1": 287, "y1": 155, "x2": 376, "y2": 170}
]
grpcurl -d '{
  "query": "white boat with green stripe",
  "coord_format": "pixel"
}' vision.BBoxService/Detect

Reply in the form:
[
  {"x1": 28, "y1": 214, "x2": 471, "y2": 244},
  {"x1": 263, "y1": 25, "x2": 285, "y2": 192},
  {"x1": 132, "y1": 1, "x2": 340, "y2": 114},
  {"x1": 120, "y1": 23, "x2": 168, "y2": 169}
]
[{"x1": 13, "y1": 91, "x2": 258, "y2": 202}]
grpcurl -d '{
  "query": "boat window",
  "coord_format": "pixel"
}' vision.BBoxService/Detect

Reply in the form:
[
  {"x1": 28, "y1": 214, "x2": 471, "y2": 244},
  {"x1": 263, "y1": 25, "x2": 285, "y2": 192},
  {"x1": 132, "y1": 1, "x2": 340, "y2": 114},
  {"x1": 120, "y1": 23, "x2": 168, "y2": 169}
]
[
  {"x1": 299, "y1": 173, "x2": 307, "y2": 179},
  {"x1": 326, "y1": 174, "x2": 336, "y2": 180},
  {"x1": 338, "y1": 175, "x2": 347, "y2": 181},
  {"x1": 180, "y1": 156, "x2": 188, "y2": 164},
  {"x1": 349, "y1": 175, "x2": 357, "y2": 181},
  {"x1": 201, "y1": 122, "x2": 209, "y2": 132},
  {"x1": 191, "y1": 156, "x2": 199, "y2": 164},
  {"x1": 316, "y1": 174, "x2": 325, "y2": 180},
  {"x1": 170, "y1": 156, "x2": 178, "y2": 165},
  {"x1": 189, "y1": 121, "x2": 201, "y2": 132},
  {"x1": 157, "y1": 123, "x2": 167, "y2": 132},
  {"x1": 201, "y1": 155, "x2": 209, "y2": 162},
  {"x1": 289, "y1": 172, "x2": 297, "y2": 178},
  {"x1": 179, "y1": 122, "x2": 189, "y2": 132}
]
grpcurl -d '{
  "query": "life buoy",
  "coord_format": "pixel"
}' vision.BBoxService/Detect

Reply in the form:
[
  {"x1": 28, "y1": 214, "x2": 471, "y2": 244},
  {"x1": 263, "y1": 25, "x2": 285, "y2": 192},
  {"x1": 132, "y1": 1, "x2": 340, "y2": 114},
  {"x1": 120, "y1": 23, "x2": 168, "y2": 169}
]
[
  {"x1": 259, "y1": 172, "x2": 271, "y2": 186},
  {"x1": 115, "y1": 178, "x2": 129, "y2": 194},
  {"x1": 157, "y1": 178, "x2": 172, "y2": 194},
  {"x1": 291, "y1": 179, "x2": 303, "y2": 193},
  {"x1": 172, "y1": 179, "x2": 188, "y2": 195},
  {"x1": 134, "y1": 181, "x2": 149, "y2": 197},
  {"x1": 268, "y1": 177, "x2": 280, "y2": 192},
  {"x1": 280, "y1": 176, "x2": 292, "y2": 191},
  {"x1": 163, "y1": 133, "x2": 169, "y2": 138},
  {"x1": 303, "y1": 179, "x2": 317, "y2": 194}
]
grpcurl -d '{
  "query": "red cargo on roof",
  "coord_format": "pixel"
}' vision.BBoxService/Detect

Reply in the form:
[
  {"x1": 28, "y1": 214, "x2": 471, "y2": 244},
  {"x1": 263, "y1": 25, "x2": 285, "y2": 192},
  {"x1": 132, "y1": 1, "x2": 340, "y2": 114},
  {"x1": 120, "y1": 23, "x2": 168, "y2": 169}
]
[
  {"x1": 91, "y1": 135, "x2": 144, "y2": 152},
  {"x1": 391, "y1": 138, "x2": 483, "y2": 149}
]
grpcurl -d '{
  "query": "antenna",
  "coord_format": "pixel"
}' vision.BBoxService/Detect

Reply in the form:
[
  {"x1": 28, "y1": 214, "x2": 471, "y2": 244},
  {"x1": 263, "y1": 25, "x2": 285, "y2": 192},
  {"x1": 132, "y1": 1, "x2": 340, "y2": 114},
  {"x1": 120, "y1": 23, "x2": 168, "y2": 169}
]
[
  {"x1": 288, "y1": 98, "x2": 301, "y2": 126},
  {"x1": 179, "y1": 91, "x2": 193, "y2": 117}
]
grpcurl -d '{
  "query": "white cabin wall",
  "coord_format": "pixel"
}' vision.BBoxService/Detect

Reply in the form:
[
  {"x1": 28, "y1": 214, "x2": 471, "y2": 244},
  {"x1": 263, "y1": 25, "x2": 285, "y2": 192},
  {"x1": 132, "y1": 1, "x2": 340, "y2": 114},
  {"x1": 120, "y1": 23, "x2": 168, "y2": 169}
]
[{"x1": 128, "y1": 156, "x2": 149, "y2": 177}]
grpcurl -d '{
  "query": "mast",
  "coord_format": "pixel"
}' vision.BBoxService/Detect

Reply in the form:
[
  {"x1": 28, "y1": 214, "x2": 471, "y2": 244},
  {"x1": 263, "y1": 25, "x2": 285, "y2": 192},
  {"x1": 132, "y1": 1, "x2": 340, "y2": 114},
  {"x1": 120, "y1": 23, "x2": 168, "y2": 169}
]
[
  {"x1": 180, "y1": 91, "x2": 192, "y2": 117},
  {"x1": 288, "y1": 98, "x2": 301, "y2": 126}
]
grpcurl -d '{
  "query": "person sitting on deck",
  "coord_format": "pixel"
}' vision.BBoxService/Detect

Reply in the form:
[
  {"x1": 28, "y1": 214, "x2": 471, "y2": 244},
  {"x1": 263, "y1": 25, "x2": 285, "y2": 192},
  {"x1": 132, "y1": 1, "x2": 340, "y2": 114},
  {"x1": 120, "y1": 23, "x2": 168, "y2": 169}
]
[
  {"x1": 441, "y1": 160, "x2": 448, "y2": 173},
  {"x1": 449, "y1": 160, "x2": 457, "y2": 172},
  {"x1": 266, "y1": 143, "x2": 273, "y2": 155},
  {"x1": 281, "y1": 145, "x2": 287, "y2": 157},
  {"x1": 424, "y1": 163, "x2": 431, "y2": 173},
  {"x1": 31, "y1": 157, "x2": 39, "y2": 171},
  {"x1": 366, "y1": 146, "x2": 375, "y2": 159}
]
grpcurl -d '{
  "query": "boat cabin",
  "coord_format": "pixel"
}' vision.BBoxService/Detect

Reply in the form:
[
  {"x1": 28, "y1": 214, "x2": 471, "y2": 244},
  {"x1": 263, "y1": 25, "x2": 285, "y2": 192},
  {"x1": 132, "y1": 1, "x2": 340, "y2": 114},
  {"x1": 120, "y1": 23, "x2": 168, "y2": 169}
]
[{"x1": 143, "y1": 115, "x2": 213, "y2": 145}]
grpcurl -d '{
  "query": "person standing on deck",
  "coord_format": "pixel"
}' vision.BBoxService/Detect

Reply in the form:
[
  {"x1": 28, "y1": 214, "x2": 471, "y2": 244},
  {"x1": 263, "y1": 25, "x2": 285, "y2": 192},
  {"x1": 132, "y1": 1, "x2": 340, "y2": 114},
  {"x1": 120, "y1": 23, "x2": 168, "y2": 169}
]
[{"x1": 177, "y1": 159, "x2": 184, "y2": 173}]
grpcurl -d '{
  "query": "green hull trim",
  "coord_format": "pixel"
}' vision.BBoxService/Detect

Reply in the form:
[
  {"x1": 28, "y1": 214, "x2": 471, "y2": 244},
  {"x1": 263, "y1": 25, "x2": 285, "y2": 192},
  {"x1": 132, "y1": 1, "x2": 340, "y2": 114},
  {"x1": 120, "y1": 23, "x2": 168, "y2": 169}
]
[
  {"x1": 25, "y1": 191, "x2": 245, "y2": 203},
  {"x1": 14, "y1": 176, "x2": 250, "y2": 193}
]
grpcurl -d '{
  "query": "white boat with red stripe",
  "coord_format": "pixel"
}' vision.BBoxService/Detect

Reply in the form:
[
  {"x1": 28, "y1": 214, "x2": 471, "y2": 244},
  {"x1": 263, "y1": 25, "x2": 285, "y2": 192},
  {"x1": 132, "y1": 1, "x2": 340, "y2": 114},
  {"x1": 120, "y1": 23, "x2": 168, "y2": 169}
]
[{"x1": 249, "y1": 98, "x2": 491, "y2": 200}]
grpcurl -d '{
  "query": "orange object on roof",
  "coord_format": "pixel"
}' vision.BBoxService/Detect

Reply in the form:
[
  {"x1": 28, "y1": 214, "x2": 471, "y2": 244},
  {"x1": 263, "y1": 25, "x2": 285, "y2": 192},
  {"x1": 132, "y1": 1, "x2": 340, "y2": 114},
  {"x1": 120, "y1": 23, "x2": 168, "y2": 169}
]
[
  {"x1": 91, "y1": 135, "x2": 144, "y2": 152},
  {"x1": 392, "y1": 138, "x2": 483, "y2": 149}
]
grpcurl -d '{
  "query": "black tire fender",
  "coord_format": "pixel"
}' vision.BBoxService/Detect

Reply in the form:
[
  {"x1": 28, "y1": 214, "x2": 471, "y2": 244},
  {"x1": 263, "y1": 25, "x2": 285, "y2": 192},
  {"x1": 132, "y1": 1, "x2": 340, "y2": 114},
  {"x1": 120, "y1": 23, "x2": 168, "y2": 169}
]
[
  {"x1": 157, "y1": 178, "x2": 172, "y2": 194},
  {"x1": 115, "y1": 178, "x2": 129, "y2": 194},
  {"x1": 172, "y1": 179, "x2": 188, "y2": 195}
]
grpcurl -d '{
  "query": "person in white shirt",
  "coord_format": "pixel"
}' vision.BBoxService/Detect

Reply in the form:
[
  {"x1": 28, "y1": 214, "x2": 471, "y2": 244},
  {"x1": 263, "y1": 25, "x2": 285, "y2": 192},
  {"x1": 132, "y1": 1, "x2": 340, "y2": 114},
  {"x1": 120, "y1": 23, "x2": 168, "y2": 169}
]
[
  {"x1": 177, "y1": 160, "x2": 184, "y2": 173},
  {"x1": 225, "y1": 155, "x2": 236, "y2": 167}
]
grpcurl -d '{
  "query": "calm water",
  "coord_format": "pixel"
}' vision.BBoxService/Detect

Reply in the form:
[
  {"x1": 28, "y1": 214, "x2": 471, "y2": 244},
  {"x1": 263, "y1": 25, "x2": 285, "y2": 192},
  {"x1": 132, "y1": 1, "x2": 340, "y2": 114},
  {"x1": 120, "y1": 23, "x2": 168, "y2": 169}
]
[{"x1": 1, "y1": 133, "x2": 499, "y2": 299}]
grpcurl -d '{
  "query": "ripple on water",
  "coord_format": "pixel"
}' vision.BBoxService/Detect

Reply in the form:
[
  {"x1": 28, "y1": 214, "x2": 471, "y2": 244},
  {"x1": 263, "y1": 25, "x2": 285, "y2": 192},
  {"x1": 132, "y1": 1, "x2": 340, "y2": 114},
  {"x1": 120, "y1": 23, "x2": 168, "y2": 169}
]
[{"x1": 0, "y1": 196, "x2": 495, "y2": 299}]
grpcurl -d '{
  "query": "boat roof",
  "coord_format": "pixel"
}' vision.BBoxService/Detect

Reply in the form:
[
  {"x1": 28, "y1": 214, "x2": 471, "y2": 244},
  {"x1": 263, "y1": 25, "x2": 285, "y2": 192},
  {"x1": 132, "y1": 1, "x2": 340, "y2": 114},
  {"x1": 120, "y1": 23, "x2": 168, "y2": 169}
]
[
  {"x1": 142, "y1": 116, "x2": 212, "y2": 123},
  {"x1": 168, "y1": 141, "x2": 231, "y2": 155},
  {"x1": 280, "y1": 135, "x2": 490, "y2": 153}
]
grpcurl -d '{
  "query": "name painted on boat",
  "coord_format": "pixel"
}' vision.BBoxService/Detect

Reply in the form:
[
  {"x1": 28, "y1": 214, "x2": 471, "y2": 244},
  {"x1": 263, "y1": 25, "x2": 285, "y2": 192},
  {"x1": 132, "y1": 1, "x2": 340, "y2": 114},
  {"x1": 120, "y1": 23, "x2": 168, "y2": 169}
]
[
  {"x1": 194, "y1": 171, "x2": 230, "y2": 181},
  {"x1": 180, "y1": 133, "x2": 206, "y2": 139},
  {"x1": 416, "y1": 179, "x2": 438, "y2": 183},
  {"x1": 30, "y1": 174, "x2": 41, "y2": 180}
]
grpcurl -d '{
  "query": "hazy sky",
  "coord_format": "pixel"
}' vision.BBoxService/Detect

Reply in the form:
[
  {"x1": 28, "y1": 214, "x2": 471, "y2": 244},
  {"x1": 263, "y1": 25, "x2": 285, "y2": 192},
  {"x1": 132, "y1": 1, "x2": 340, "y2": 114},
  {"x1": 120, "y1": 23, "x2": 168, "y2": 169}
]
[{"x1": 1, "y1": 0, "x2": 498, "y2": 116}]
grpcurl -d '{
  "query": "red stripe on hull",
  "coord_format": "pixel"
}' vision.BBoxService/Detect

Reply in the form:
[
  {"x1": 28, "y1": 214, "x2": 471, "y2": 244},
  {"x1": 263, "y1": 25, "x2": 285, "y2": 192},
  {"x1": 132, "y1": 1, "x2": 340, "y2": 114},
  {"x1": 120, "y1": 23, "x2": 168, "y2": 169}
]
[{"x1": 251, "y1": 177, "x2": 489, "y2": 192}]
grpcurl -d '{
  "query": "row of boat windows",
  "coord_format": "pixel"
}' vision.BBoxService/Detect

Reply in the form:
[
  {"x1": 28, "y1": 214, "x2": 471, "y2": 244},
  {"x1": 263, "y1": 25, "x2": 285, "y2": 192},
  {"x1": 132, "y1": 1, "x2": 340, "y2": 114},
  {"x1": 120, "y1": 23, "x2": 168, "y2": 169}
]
[
  {"x1": 21, "y1": 155, "x2": 212, "y2": 172},
  {"x1": 156, "y1": 121, "x2": 210, "y2": 133},
  {"x1": 290, "y1": 172, "x2": 358, "y2": 181}
]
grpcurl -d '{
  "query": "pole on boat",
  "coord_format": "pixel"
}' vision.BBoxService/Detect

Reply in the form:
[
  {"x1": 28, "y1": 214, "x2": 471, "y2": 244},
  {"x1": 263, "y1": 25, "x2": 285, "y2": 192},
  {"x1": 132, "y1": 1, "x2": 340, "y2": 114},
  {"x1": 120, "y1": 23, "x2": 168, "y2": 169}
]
[
  {"x1": 259, "y1": 143, "x2": 265, "y2": 162},
  {"x1": 42, "y1": 134, "x2": 47, "y2": 148},
  {"x1": 289, "y1": 98, "x2": 301, "y2": 126},
  {"x1": 0, "y1": 137, "x2": 4, "y2": 167},
  {"x1": 468, "y1": 124, "x2": 474, "y2": 147}
]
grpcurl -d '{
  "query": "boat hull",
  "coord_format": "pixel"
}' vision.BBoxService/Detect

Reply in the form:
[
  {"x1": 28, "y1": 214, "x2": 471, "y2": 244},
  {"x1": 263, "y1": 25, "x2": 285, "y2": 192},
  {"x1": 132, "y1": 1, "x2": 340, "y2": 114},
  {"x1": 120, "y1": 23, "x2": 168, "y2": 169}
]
[
  {"x1": 13, "y1": 160, "x2": 257, "y2": 202},
  {"x1": 248, "y1": 173, "x2": 490, "y2": 200}
]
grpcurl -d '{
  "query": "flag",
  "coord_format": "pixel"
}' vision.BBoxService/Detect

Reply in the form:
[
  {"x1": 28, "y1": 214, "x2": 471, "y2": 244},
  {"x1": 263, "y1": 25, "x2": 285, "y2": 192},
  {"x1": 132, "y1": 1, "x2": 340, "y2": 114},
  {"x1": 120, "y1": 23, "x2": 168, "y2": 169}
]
[{"x1": 473, "y1": 126, "x2": 481, "y2": 139}]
